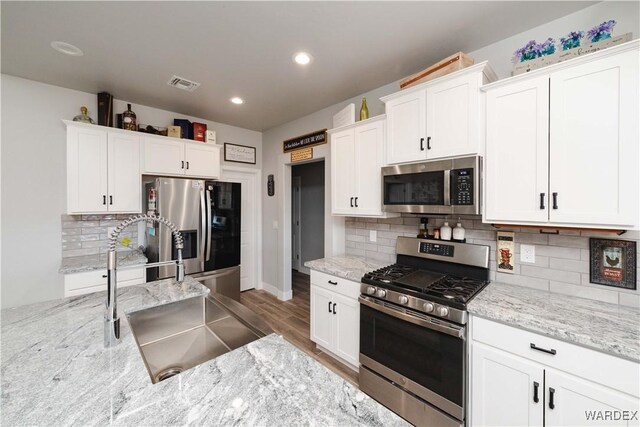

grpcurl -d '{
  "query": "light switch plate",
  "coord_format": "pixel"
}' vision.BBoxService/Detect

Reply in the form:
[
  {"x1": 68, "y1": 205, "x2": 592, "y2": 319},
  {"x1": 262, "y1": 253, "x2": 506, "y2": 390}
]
[
  {"x1": 521, "y1": 244, "x2": 535, "y2": 263},
  {"x1": 369, "y1": 230, "x2": 377, "y2": 242},
  {"x1": 272, "y1": 220, "x2": 278, "y2": 230}
]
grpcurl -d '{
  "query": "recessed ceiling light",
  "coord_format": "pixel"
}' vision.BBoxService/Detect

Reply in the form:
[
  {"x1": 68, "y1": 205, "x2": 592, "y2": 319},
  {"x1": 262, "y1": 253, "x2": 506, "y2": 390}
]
[
  {"x1": 50, "y1": 41, "x2": 83, "y2": 56},
  {"x1": 293, "y1": 52, "x2": 313, "y2": 65},
  {"x1": 230, "y1": 97, "x2": 244, "y2": 105}
]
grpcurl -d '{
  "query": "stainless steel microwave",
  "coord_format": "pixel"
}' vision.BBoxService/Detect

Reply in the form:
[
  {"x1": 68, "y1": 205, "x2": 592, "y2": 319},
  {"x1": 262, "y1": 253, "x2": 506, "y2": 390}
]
[{"x1": 382, "y1": 155, "x2": 481, "y2": 215}]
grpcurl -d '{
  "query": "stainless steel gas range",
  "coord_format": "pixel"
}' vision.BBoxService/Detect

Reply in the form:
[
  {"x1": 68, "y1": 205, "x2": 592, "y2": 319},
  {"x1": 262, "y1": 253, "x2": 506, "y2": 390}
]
[{"x1": 358, "y1": 237, "x2": 490, "y2": 427}]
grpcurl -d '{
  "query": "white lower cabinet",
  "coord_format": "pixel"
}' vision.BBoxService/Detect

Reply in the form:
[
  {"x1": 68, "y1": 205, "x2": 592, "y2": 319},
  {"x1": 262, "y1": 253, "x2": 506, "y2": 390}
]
[
  {"x1": 470, "y1": 316, "x2": 640, "y2": 426},
  {"x1": 309, "y1": 270, "x2": 360, "y2": 369},
  {"x1": 472, "y1": 342, "x2": 544, "y2": 426},
  {"x1": 64, "y1": 267, "x2": 145, "y2": 297}
]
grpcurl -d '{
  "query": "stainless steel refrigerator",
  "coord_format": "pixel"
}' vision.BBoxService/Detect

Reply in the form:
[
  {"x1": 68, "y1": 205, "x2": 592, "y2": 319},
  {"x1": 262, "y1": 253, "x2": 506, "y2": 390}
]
[{"x1": 144, "y1": 178, "x2": 242, "y2": 301}]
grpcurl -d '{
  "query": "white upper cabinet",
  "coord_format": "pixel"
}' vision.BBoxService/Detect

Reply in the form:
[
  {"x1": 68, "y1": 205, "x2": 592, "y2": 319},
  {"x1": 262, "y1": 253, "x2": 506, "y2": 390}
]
[
  {"x1": 484, "y1": 76, "x2": 550, "y2": 223},
  {"x1": 141, "y1": 137, "x2": 221, "y2": 179},
  {"x1": 384, "y1": 90, "x2": 427, "y2": 164},
  {"x1": 107, "y1": 132, "x2": 141, "y2": 213},
  {"x1": 141, "y1": 137, "x2": 185, "y2": 176},
  {"x1": 382, "y1": 62, "x2": 496, "y2": 165},
  {"x1": 483, "y1": 41, "x2": 639, "y2": 229},
  {"x1": 426, "y1": 72, "x2": 482, "y2": 159},
  {"x1": 329, "y1": 115, "x2": 394, "y2": 217},
  {"x1": 66, "y1": 122, "x2": 140, "y2": 214},
  {"x1": 330, "y1": 127, "x2": 356, "y2": 215},
  {"x1": 549, "y1": 50, "x2": 638, "y2": 227}
]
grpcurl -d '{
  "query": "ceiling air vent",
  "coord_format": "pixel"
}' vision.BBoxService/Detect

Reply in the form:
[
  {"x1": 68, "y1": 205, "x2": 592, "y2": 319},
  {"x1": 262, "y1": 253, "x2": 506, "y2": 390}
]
[{"x1": 167, "y1": 75, "x2": 200, "y2": 92}]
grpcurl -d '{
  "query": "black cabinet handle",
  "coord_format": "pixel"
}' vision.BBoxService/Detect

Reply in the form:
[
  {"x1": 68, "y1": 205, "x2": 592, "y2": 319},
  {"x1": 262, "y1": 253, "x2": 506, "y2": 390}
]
[
  {"x1": 354, "y1": 197, "x2": 358, "y2": 207},
  {"x1": 420, "y1": 138, "x2": 425, "y2": 151},
  {"x1": 328, "y1": 301, "x2": 332, "y2": 313},
  {"x1": 102, "y1": 274, "x2": 107, "y2": 278},
  {"x1": 103, "y1": 195, "x2": 107, "y2": 205},
  {"x1": 109, "y1": 196, "x2": 113, "y2": 205},
  {"x1": 552, "y1": 192, "x2": 558, "y2": 209},
  {"x1": 549, "y1": 387, "x2": 556, "y2": 410},
  {"x1": 427, "y1": 136, "x2": 432, "y2": 150},
  {"x1": 332, "y1": 303, "x2": 337, "y2": 314},
  {"x1": 540, "y1": 193, "x2": 546, "y2": 210},
  {"x1": 350, "y1": 197, "x2": 354, "y2": 207},
  {"x1": 533, "y1": 381, "x2": 539, "y2": 403},
  {"x1": 328, "y1": 280, "x2": 337, "y2": 285},
  {"x1": 181, "y1": 161, "x2": 185, "y2": 169},
  {"x1": 530, "y1": 343, "x2": 557, "y2": 355},
  {"x1": 186, "y1": 161, "x2": 189, "y2": 169}
]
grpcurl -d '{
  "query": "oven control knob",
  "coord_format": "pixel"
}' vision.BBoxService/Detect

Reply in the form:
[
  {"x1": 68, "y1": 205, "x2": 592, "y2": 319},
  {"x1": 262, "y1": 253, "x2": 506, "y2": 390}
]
[
  {"x1": 437, "y1": 306, "x2": 449, "y2": 317},
  {"x1": 376, "y1": 289, "x2": 387, "y2": 298},
  {"x1": 366, "y1": 286, "x2": 376, "y2": 295},
  {"x1": 423, "y1": 302, "x2": 434, "y2": 313},
  {"x1": 398, "y1": 295, "x2": 409, "y2": 305}
]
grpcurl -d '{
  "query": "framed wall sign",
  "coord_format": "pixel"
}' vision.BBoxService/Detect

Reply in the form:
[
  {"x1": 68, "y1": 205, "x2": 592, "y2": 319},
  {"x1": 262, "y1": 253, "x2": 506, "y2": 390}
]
[
  {"x1": 224, "y1": 143, "x2": 256, "y2": 164},
  {"x1": 283, "y1": 129, "x2": 327, "y2": 153},
  {"x1": 291, "y1": 147, "x2": 313, "y2": 163},
  {"x1": 589, "y1": 238, "x2": 636, "y2": 290}
]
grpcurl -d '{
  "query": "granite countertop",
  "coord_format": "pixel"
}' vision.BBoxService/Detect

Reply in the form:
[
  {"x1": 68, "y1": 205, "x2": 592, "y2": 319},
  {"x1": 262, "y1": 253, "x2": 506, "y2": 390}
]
[
  {"x1": 305, "y1": 255, "x2": 389, "y2": 282},
  {"x1": 59, "y1": 250, "x2": 148, "y2": 274},
  {"x1": 468, "y1": 282, "x2": 640, "y2": 362},
  {"x1": 1, "y1": 278, "x2": 406, "y2": 426}
]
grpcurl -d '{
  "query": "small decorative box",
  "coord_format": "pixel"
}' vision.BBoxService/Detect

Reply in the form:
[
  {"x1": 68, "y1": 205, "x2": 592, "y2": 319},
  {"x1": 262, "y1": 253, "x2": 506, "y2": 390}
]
[
  {"x1": 193, "y1": 122, "x2": 207, "y2": 142},
  {"x1": 205, "y1": 130, "x2": 217, "y2": 144},
  {"x1": 168, "y1": 126, "x2": 181, "y2": 139},
  {"x1": 173, "y1": 119, "x2": 192, "y2": 139}
]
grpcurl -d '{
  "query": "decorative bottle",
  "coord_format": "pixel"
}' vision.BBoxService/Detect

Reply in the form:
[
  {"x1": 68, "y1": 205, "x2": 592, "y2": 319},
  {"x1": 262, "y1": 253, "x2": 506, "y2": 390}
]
[
  {"x1": 440, "y1": 222, "x2": 452, "y2": 241},
  {"x1": 453, "y1": 221, "x2": 465, "y2": 241},
  {"x1": 122, "y1": 103, "x2": 137, "y2": 131},
  {"x1": 72, "y1": 106, "x2": 95, "y2": 124},
  {"x1": 359, "y1": 97, "x2": 369, "y2": 121}
]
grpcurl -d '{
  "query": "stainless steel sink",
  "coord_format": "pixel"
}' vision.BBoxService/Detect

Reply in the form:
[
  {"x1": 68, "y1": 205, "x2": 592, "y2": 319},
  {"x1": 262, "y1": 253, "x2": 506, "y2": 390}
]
[{"x1": 127, "y1": 292, "x2": 273, "y2": 383}]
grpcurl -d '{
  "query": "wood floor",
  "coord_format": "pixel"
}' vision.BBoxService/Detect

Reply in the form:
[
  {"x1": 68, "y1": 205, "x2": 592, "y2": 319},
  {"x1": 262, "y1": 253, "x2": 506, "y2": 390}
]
[{"x1": 240, "y1": 270, "x2": 359, "y2": 386}]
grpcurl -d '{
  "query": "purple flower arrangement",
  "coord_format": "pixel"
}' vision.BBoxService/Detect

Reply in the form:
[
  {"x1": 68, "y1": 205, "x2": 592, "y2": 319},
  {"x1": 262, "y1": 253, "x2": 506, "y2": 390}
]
[
  {"x1": 514, "y1": 38, "x2": 556, "y2": 63},
  {"x1": 587, "y1": 20, "x2": 617, "y2": 42},
  {"x1": 560, "y1": 31, "x2": 585, "y2": 50}
]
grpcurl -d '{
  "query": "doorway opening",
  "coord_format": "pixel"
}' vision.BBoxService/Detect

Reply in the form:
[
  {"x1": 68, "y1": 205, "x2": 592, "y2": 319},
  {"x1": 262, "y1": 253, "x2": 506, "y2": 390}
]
[{"x1": 291, "y1": 160, "x2": 325, "y2": 296}]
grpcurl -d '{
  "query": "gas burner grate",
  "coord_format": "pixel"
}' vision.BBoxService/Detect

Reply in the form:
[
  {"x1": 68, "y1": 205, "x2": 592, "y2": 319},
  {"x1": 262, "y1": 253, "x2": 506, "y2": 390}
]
[{"x1": 425, "y1": 277, "x2": 488, "y2": 303}]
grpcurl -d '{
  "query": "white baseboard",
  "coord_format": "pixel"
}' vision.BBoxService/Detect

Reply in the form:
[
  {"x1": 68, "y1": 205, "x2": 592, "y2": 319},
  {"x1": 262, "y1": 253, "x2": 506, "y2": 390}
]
[{"x1": 261, "y1": 281, "x2": 293, "y2": 301}]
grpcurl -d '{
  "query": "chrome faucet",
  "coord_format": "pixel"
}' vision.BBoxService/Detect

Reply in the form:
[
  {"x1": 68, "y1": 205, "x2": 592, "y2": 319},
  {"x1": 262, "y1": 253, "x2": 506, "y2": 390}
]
[{"x1": 105, "y1": 214, "x2": 185, "y2": 348}]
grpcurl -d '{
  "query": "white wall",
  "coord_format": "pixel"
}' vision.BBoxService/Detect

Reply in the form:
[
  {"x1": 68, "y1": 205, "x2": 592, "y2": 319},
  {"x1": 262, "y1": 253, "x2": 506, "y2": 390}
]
[
  {"x1": 1, "y1": 74, "x2": 262, "y2": 309},
  {"x1": 260, "y1": 1, "x2": 640, "y2": 296}
]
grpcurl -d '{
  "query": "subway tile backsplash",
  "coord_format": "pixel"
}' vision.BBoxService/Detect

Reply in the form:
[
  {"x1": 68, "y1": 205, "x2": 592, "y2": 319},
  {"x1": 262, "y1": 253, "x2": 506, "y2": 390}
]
[
  {"x1": 345, "y1": 215, "x2": 640, "y2": 308},
  {"x1": 61, "y1": 214, "x2": 139, "y2": 258}
]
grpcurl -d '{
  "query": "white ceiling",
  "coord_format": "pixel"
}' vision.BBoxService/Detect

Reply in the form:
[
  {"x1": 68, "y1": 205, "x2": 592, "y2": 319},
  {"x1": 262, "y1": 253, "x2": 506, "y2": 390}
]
[{"x1": 2, "y1": 1, "x2": 595, "y2": 131}]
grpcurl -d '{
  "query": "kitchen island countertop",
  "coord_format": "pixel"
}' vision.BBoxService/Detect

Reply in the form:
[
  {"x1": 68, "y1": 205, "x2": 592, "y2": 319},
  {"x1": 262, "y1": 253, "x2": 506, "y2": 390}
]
[
  {"x1": 1, "y1": 277, "x2": 407, "y2": 426},
  {"x1": 468, "y1": 281, "x2": 640, "y2": 362}
]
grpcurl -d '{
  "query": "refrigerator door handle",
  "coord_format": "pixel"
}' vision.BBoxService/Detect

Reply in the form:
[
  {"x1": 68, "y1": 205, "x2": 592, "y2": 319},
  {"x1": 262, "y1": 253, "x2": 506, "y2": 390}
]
[
  {"x1": 205, "y1": 188, "x2": 213, "y2": 261},
  {"x1": 199, "y1": 188, "x2": 206, "y2": 262}
]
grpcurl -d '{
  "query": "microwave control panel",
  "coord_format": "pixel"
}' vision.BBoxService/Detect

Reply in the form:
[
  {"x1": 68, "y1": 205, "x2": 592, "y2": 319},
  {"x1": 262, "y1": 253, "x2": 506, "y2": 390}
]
[
  {"x1": 419, "y1": 242, "x2": 454, "y2": 257},
  {"x1": 451, "y1": 168, "x2": 474, "y2": 205}
]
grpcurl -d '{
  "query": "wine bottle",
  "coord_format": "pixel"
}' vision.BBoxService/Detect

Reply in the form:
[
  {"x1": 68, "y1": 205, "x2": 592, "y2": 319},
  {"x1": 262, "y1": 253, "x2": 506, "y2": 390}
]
[
  {"x1": 122, "y1": 103, "x2": 137, "y2": 131},
  {"x1": 359, "y1": 97, "x2": 369, "y2": 121}
]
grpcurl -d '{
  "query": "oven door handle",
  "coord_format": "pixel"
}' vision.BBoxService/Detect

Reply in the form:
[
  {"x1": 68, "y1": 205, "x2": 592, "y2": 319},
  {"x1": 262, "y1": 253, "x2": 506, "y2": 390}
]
[{"x1": 358, "y1": 296, "x2": 464, "y2": 339}]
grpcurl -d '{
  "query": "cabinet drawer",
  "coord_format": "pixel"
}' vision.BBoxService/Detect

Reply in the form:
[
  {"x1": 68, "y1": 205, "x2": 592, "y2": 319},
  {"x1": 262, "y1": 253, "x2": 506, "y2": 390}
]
[
  {"x1": 472, "y1": 316, "x2": 640, "y2": 398},
  {"x1": 310, "y1": 270, "x2": 360, "y2": 300},
  {"x1": 64, "y1": 267, "x2": 145, "y2": 296}
]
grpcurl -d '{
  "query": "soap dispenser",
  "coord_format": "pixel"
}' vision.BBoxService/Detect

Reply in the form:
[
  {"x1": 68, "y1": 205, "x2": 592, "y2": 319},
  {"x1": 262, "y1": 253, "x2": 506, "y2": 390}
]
[
  {"x1": 440, "y1": 221, "x2": 452, "y2": 241},
  {"x1": 453, "y1": 220, "x2": 466, "y2": 241}
]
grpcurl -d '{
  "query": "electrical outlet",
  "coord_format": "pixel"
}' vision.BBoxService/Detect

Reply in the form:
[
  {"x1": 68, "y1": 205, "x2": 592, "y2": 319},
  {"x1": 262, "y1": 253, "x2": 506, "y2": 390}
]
[
  {"x1": 272, "y1": 220, "x2": 278, "y2": 230},
  {"x1": 369, "y1": 230, "x2": 377, "y2": 242},
  {"x1": 521, "y1": 244, "x2": 535, "y2": 263}
]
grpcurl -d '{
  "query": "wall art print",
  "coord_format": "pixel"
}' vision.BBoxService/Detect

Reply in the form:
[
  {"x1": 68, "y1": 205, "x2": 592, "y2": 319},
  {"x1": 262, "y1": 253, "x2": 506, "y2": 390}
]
[{"x1": 589, "y1": 238, "x2": 636, "y2": 290}]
